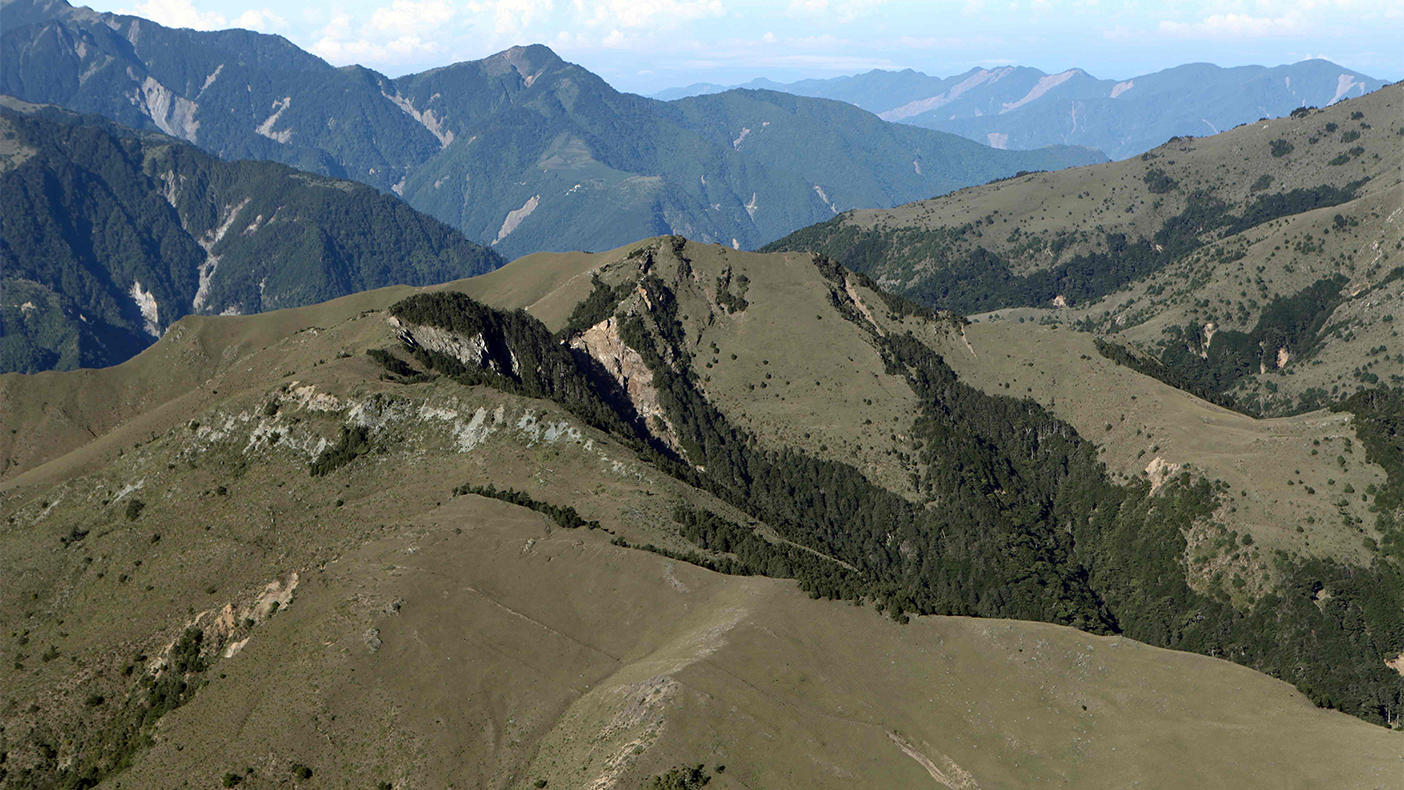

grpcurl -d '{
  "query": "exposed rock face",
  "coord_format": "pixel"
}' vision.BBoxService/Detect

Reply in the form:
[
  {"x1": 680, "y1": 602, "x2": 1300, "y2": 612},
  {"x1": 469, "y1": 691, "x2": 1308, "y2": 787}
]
[
  {"x1": 135, "y1": 74, "x2": 200, "y2": 142},
  {"x1": 390, "y1": 317, "x2": 496, "y2": 372},
  {"x1": 571, "y1": 316, "x2": 681, "y2": 451}
]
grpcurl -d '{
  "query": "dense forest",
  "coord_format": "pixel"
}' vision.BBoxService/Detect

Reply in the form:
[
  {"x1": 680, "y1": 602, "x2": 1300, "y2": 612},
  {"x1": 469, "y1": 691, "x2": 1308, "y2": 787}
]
[
  {"x1": 385, "y1": 257, "x2": 1403, "y2": 726},
  {"x1": 0, "y1": 105, "x2": 502, "y2": 373}
]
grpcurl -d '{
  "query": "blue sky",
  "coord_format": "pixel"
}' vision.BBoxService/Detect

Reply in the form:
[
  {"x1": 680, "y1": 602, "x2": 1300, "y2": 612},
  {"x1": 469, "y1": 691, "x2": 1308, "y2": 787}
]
[{"x1": 92, "y1": 0, "x2": 1403, "y2": 92}]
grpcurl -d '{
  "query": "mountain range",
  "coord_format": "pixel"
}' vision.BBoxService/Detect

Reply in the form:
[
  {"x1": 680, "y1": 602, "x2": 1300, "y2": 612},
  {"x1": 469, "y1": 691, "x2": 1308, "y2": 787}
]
[
  {"x1": 1, "y1": 1, "x2": 1402, "y2": 785},
  {"x1": 656, "y1": 60, "x2": 1386, "y2": 159},
  {"x1": 0, "y1": 98, "x2": 503, "y2": 374},
  {"x1": 0, "y1": 0, "x2": 1103, "y2": 259}
]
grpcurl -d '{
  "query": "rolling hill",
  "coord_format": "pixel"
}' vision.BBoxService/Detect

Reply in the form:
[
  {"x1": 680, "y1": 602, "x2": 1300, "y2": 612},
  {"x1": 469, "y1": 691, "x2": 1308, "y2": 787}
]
[
  {"x1": 765, "y1": 83, "x2": 1404, "y2": 417},
  {"x1": 0, "y1": 0, "x2": 1105, "y2": 258},
  {"x1": 1, "y1": 234, "x2": 1401, "y2": 788},
  {"x1": 656, "y1": 59, "x2": 1386, "y2": 160},
  {"x1": 0, "y1": 98, "x2": 503, "y2": 374}
]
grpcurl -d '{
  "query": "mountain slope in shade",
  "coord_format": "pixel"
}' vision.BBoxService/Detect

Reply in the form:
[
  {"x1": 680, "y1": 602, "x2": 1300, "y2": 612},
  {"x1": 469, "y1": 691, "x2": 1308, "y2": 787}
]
[
  {"x1": 0, "y1": 0, "x2": 1105, "y2": 258},
  {"x1": 0, "y1": 98, "x2": 503, "y2": 373},
  {"x1": 656, "y1": 59, "x2": 1385, "y2": 159}
]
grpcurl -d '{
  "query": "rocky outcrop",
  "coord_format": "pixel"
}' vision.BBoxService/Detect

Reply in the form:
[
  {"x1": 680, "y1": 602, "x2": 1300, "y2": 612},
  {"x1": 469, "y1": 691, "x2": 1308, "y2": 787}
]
[
  {"x1": 571, "y1": 316, "x2": 681, "y2": 451},
  {"x1": 390, "y1": 316, "x2": 497, "y2": 372}
]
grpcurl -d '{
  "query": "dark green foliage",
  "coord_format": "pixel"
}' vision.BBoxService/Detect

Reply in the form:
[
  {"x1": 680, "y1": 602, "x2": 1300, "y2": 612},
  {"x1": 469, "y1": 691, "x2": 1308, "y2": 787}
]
[
  {"x1": 1150, "y1": 276, "x2": 1347, "y2": 413},
  {"x1": 124, "y1": 500, "x2": 145, "y2": 522},
  {"x1": 453, "y1": 483, "x2": 601, "y2": 530},
  {"x1": 1095, "y1": 338, "x2": 1240, "y2": 411},
  {"x1": 0, "y1": 105, "x2": 502, "y2": 373},
  {"x1": 222, "y1": 772, "x2": 243, "y2": 787},
  {"x1": 558, "y1": 274, "x2": 636, "y2": 340},
  {"x1": 764, "y1": 181, "x2": 1364, "y2": 314},
  {"x1": 1222, "y1": 182, "x2": 1367, "y2": 237},
  {"x1": 647, "y1": 764, "x2": 710, "y2": 790},
  {"x1": 290, "y1": 764, "x2": 313, "y2": 781},
  {"x1": 1142, "y1": 168, "x2": 1178, "y2": 193},
  {"x1": 365, "y1": 348, "x2": 423, "y2": 380},
  {"x1": 714, "y1": 267, "x2": 750, "y2": 314},
  {"x1": 12, "y1": 628, "x2": 211, "y2": 790},
  {"x1": 309, "y1": 426, "x2": 375, "y2": 477},
  {"x1": 1250, "y1": 174, "x2": 1275, "y2": 191},
  {"x1": 1334, "y1": 388, "x2": 1404, "y2": 560},
  {"x1": 671, "y1": 505, "x2": 853, "y2": 581},
  {"x1": 1270, "y1": 139, "x2": 1294, "y2": 157}
]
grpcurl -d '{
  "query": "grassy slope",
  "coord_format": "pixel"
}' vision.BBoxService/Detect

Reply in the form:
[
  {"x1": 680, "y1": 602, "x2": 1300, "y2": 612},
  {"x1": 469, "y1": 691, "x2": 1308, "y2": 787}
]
[
  {"x1": 764, "y1": 84, "x2": 1403, "y2": 416},
  {"x1": 0, "y1": 324, "x2": 1394, "y2": 788},
  {"x1": 2, "y1": 238, "x2": 1401, "y2": 787}
]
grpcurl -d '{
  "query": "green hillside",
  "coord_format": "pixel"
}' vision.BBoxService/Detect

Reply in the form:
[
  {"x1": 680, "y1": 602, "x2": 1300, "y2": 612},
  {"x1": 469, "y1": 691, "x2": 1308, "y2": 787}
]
[
  {"x1": 765, "y1": 83, "x2": 1403, "y2": 417},
  {"x1": 0, "y1": 98, "x2": 502, "y2": 373}
]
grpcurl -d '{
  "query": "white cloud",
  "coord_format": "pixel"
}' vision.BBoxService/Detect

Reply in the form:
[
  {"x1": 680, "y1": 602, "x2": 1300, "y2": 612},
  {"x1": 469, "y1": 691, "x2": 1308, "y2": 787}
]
[
  {"x1": 119, "y1": 0, "x2": 284, "y2": 31},
  {"x1": 571, "y1": 0, "x2": 726, "y2": 29},
  {"x1": 368, "y1": 0, "x2": 456, "y2": 36},
  {"x1": 466, "y1": 0, "x2": 556, "y2": 35},
  {"x1": 1158, "y1": 11, "x2": 1308, "y2": 38},
  {"x1": 835, "y1": 0, "x2": 884, "y2": 22},
  {"x1": 786, "y1": 0, "x2": 881, "y2": 21}
]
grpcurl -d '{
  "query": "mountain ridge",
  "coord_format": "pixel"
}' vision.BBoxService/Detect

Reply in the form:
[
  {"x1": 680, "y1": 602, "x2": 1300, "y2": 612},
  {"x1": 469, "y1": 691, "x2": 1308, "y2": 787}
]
[
  {"x1": 1, "y1": 0, "x2": 1105, "y2": 258},
  {"x1": 0, "y1": 97, "x2": 503, "y2": 373},
  {"x1": 654, "y1": 59, "x2": 1386, "y2": 159},
  {"x1": 2, "y1": 234, "x2": 1400, "y2": 788},
  {"x1": 763, "y1": 83, "x2": 1403, "y2": 420}
]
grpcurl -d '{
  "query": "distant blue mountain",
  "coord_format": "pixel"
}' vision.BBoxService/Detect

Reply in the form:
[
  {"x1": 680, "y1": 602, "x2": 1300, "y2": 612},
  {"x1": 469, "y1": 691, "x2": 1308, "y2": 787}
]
[{"x1": 654, "y1": 60, "x2": 1385, "y2": 159}]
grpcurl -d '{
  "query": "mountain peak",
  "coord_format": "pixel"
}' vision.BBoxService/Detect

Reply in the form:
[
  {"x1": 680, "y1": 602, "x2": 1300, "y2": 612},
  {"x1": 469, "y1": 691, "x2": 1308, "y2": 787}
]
[{"x1": 481, "y1": 43, "x2": 564, "y2": 82}]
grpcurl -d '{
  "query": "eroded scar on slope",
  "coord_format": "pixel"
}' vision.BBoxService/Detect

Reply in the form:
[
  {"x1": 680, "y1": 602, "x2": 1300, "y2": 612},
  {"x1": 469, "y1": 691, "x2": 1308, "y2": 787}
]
[{"x1": 887, "y1": 730, "x2": 980, "y2": 789}]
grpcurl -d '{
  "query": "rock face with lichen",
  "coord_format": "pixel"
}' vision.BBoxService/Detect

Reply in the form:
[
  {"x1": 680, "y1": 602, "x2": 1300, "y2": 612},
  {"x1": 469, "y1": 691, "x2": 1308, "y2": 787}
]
[{"x1": 570, "y1": 316, "x2": 680, "y2": 451}]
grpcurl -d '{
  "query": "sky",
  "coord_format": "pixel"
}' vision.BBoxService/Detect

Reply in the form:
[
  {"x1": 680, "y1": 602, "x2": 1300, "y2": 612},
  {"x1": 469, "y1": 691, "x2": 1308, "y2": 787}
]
[{"x1": 90, "y1": 0, "x2": 1404, "y2": 93}]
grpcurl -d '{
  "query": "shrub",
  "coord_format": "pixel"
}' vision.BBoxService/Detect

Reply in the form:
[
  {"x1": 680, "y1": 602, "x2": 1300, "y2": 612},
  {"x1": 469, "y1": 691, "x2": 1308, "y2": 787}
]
[
  {"x1": 125, "y1": 499, "x2": 146, "y2": 521},
  {"x1": 1270, "y1": 139, "x2": 1294, "y2": 157},
  {"x1": 309, "y1": 426, "x2": 375, "y2": 476},
  {"x1": 1142, "y1": 168, "x2": 1178, "y2": 194}
]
